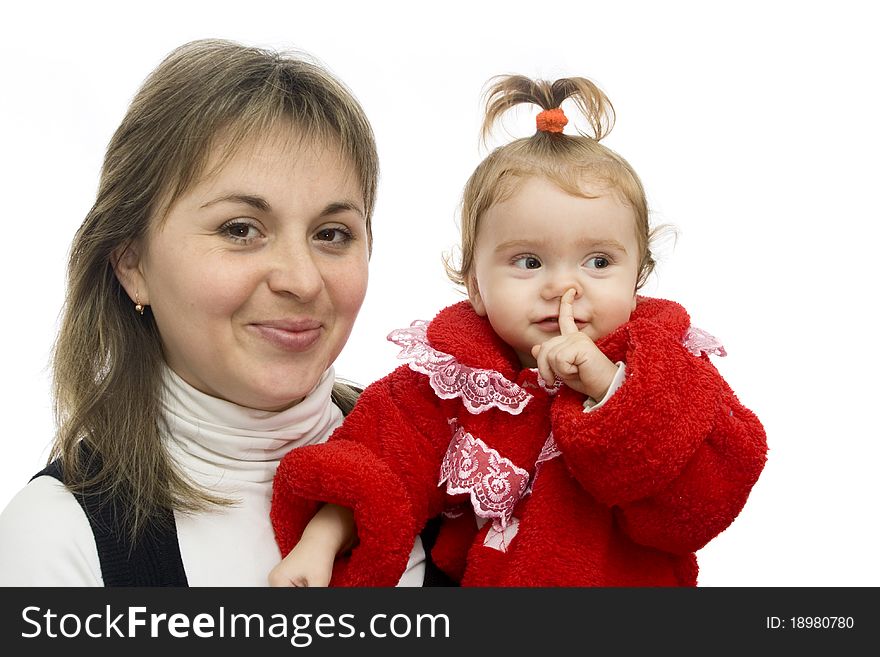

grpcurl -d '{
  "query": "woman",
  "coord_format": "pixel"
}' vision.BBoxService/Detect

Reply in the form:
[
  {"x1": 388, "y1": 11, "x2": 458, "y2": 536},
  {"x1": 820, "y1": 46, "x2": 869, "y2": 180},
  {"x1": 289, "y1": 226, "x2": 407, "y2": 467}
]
[{"x1": 0, "y1": 39, "x2": 426, "y2": 586}]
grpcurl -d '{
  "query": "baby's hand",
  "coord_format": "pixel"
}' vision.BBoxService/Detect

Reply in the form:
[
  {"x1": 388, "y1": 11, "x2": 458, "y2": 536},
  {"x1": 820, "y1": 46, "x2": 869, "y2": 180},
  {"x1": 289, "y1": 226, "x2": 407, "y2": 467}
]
[
  {"x1": 268, "y1": 535, "x2": 335, "y2": 587},
  {"x1": 530, "y1": 289, "x2": 618, "y2": 401}
]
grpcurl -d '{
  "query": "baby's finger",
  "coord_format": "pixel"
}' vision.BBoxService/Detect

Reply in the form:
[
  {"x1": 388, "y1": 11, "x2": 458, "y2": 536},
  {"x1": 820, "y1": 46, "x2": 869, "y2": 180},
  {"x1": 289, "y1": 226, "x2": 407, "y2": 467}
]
[
  {"x1": 534, "y1": 344, "x2": 556, "y2": 387},
  {"x1": 558, "y1": 288, "x2": 578, "y2": 335},
  {"x1": 545, "y1": 341, "x2": 579, "y2": 377}
]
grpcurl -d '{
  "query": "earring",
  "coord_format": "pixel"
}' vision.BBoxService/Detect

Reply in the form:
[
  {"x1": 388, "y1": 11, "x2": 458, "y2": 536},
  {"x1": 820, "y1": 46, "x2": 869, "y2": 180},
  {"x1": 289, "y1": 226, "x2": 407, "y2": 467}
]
[{"x1": 134, "y1": 293, "x2": 145, "y2": 316}]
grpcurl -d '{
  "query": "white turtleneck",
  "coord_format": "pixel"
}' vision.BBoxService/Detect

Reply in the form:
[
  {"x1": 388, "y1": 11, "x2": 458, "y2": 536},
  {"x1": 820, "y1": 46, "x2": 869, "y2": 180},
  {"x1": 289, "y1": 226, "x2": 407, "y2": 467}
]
[{"x1": 0, "y1": 367, "x2": 425, "y2": 587}]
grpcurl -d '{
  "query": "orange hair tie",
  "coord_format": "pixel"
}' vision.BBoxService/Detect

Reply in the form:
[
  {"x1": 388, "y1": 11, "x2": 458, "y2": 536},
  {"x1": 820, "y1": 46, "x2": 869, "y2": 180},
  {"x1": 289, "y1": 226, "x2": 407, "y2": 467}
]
[{"x1": 536, "y1": 107, "x2": 568, "y2": 133}]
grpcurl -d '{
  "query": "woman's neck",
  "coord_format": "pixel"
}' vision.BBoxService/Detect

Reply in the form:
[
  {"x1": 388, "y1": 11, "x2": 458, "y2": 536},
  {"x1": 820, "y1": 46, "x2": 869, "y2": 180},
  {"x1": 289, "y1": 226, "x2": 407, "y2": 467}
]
[{"x1": 159, "y1": 365, "x2": 343, "y2": 484}]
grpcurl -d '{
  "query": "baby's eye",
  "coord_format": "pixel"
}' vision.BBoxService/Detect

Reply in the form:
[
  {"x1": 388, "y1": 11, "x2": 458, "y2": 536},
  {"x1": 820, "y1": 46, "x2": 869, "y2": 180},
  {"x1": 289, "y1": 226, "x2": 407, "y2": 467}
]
[
  {"x1": 314, "y1": 226, "x2": 354, "y2": 244},
  {"x1": 220, "y1": 221, "x2": 263, "y2": 243},
  {"x1": 512, "y1": 255, "x2": 542, "y2": 270},
  {"x1": 585, "y1": 256, "x2": 610, "y2": 269}
]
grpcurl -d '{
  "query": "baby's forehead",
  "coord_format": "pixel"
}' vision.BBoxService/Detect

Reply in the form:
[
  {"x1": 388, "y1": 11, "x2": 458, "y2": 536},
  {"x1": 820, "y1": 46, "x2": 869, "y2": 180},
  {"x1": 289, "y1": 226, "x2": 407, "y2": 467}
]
[
  {"x1": 485, "y1": 176, "x2": 637, "y2": 217},
  {"x1": 491, "y1": 174, "x2": 634, "y2": 215},
  {"x1": 476, "y1": 180, "x2": 641, "y2": 254}
]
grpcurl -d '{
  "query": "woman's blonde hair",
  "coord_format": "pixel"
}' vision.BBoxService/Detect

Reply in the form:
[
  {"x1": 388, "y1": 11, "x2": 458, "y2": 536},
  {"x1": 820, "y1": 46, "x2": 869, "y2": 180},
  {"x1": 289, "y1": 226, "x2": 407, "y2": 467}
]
[
  {"x1": 51, "y1": 39, "x2": 378, "y2": 540},
  {"x1": 446, "y1": 75, "x2": 656, "y2": 291}
]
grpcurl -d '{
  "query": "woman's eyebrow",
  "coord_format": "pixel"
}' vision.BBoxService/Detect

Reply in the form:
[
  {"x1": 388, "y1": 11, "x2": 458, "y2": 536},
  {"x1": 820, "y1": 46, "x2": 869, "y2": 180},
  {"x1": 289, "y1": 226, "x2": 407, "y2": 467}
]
[
  {"x1": 198, "y1": 195, "x2": 364, "y2": 219},
  {"x1": 200, "y1": 193, "x2": 270, "y2": 212},
  {"x1": 321, "y1": 201, "x2": 365, "y2": 218}
]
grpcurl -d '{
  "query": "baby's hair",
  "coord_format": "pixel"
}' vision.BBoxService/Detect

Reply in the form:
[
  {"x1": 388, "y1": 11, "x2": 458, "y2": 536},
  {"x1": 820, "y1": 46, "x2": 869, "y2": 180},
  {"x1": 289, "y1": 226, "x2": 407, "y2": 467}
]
[
  {"x1": 482, "y1": 75, "x2": 615, "y2": 143},
  {"x1": 446, "y1": 74, "x2": 657, "y2": 291}
]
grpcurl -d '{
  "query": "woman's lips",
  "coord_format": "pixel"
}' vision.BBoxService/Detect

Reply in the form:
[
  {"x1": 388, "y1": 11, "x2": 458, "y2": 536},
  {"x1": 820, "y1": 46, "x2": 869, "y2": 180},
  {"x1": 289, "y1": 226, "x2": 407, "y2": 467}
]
[{"x1": 249, "y1": 320, "x2": 323, "y2": 352}]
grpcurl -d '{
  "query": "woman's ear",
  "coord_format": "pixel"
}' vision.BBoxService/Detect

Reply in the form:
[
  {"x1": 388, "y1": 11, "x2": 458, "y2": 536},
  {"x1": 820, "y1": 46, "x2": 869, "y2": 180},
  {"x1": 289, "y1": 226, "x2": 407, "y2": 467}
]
[
  {"x1": 467, "y1": 275, "x2": 487, "y2": 317},
  {"x1": 111, "y1": 240, "x2": 149, "y2": 305}
]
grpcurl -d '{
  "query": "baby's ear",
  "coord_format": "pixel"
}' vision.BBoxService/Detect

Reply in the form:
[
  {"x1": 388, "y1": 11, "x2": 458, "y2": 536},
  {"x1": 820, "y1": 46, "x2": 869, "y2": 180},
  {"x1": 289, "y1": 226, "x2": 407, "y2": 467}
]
[
  {"x1": 111, "y1": 240, "x2": 149, "y2": 305},
  {"x1": 467, "y1": 276, "x2": 487, "y2": 317}
]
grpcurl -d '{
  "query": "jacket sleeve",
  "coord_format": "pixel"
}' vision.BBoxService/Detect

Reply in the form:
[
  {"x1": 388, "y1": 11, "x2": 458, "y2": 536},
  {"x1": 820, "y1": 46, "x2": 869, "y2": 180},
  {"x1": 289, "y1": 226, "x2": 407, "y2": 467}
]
[
  {"x1": 271, "y1": 365, "x2": 450, "y2": 586},
  {"x1": 551, "y1": 319, "x2": 767, "y2": 555}
]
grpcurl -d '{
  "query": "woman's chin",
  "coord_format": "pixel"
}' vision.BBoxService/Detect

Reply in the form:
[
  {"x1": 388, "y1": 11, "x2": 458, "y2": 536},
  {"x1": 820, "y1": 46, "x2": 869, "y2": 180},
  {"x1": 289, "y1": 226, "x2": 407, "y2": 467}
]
[{"x1": 243, "y1": 369, "x2": 331, "y2": 411}]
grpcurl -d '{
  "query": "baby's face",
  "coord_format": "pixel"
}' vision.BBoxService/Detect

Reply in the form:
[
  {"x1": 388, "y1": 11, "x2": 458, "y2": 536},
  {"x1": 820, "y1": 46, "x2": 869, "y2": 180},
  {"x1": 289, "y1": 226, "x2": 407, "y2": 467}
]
[{"x1": 468, "y1": 176, "x2": 640, "y2": 368}]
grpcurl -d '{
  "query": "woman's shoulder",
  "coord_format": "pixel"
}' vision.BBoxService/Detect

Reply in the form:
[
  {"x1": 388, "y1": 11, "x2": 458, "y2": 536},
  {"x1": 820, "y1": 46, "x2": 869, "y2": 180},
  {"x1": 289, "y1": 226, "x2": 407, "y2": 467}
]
[{"x1": 0, "y1": 475, "x2": 102, "y2": 585}]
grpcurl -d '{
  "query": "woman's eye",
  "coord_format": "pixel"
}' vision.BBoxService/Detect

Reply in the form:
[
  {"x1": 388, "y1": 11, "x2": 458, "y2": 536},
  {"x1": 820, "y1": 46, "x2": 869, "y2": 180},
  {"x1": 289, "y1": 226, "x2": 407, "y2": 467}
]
[
  {"x1": 585, "y1": 256, "x2": 610, "y2": 269},
  {"x1": 220, "y1": 221, "x2": 262, "y2": 243},
  {"x1": 314, "y1": 226, "x2": 354, "y2": 244},
  {"x1": 513, "y1": 255, "x2": 542, "y2": 270}
]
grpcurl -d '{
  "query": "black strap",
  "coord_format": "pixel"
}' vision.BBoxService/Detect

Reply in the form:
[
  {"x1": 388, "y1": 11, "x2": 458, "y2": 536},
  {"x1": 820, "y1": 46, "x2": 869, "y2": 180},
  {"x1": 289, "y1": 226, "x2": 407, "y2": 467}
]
[
  {"x1": 420, "y1": 515, "x2": 459, "y2": 586},
  {"x1": 32, "y1": 448, "x2": 188, "y2": 587}
]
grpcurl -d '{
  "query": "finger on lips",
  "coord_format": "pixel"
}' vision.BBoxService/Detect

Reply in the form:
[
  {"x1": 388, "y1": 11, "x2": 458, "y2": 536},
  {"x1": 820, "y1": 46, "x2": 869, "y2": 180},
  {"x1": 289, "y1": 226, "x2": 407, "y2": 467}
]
[{"x1": 559, "y1": 288, "x2": 578, "y2": 335}]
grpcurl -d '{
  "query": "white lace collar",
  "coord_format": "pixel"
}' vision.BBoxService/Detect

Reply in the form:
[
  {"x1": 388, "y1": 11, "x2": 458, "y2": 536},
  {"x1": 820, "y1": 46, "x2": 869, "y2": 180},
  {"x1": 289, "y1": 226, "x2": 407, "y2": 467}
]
[{"x1": 388, "y1": 321, "x2": 561, "y2": 415}]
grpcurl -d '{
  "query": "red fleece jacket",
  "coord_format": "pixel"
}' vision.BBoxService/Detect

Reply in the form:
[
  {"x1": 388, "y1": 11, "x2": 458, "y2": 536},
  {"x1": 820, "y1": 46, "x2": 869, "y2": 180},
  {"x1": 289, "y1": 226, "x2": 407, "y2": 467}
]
[{"x1": 271, "y1": 298, "x2": 767, "y2": 586}]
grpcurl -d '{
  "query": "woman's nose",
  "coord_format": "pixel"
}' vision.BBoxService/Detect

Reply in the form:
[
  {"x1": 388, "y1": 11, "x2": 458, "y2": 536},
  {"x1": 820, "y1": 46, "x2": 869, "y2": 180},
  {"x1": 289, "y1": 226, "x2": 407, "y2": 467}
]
[{"x1": 266, "y1": 241, "x2": 323, "y2": 301}]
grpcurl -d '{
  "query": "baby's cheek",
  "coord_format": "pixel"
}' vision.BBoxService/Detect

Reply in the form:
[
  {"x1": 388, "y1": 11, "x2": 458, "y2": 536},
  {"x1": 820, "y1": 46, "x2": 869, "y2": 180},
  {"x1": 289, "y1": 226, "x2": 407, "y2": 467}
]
[{"x1": 597, "y1": 300, "x2": 634, "y2": 339}]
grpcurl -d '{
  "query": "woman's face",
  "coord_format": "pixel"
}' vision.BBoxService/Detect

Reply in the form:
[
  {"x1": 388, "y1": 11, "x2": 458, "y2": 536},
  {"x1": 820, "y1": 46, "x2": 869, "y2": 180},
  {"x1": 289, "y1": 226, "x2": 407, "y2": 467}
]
[{"x1": 117, "y1": 129, "x2": 369, "y2": 411}]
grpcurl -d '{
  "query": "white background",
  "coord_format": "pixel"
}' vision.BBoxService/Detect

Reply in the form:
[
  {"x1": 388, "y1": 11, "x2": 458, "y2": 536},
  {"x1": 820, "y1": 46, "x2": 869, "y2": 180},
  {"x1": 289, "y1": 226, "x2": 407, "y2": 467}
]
[{"x1": 1, "y1": 0, "x2": 877, "y2": 586}]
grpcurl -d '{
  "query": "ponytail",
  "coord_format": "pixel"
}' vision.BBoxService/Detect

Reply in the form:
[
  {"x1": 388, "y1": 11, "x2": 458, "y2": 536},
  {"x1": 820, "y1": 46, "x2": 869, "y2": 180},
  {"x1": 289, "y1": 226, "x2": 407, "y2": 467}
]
[{"x1": 481, "y1": 75, "x2": 616, "y2": 142}]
